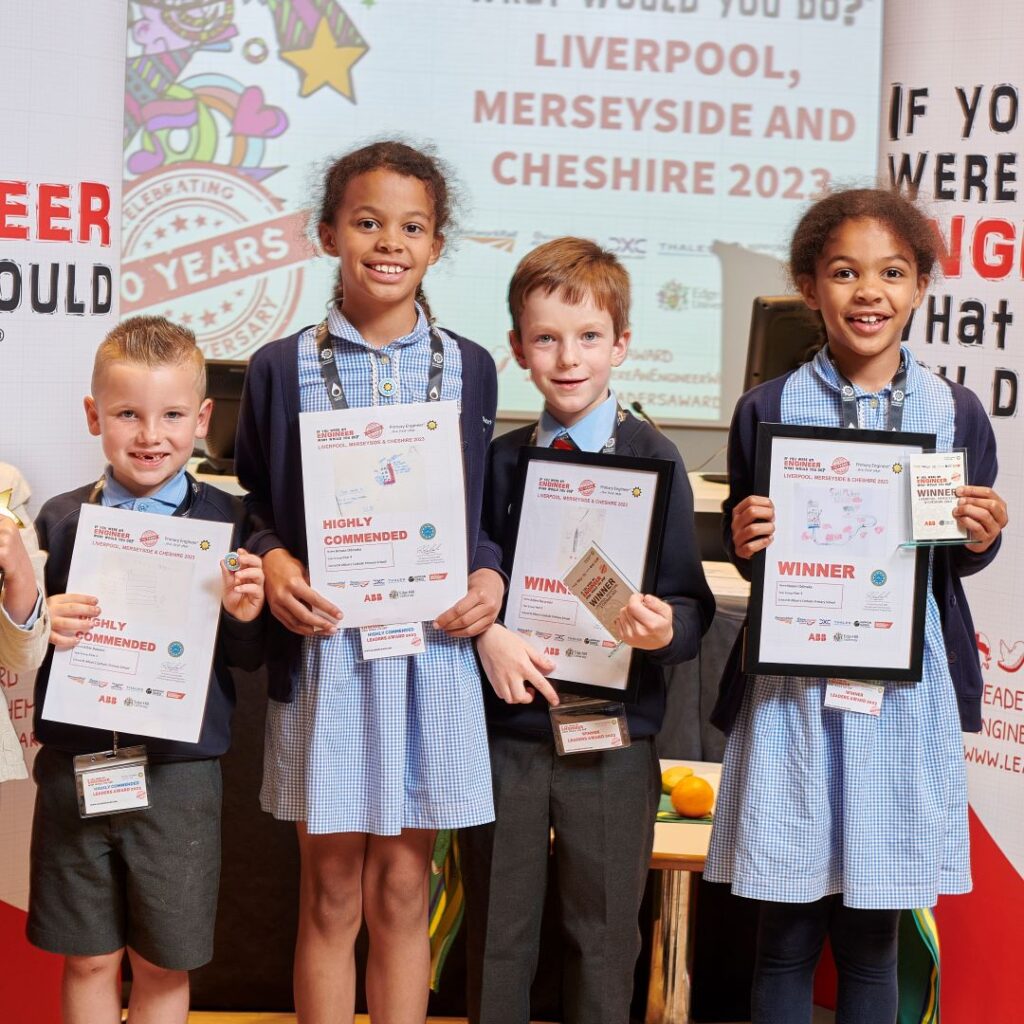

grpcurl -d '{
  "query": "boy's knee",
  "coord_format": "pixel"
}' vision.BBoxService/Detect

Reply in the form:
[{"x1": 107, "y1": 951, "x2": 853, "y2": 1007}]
[{"x1": 64, "y1": 950, "x2": 123, "y2": 980}]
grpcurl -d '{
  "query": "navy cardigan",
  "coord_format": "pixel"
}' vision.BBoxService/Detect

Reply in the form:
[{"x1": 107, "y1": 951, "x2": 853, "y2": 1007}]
[
  {"x1": 235, "y1": 326, "x2": 503, "y2": 703},
  {"x1": 711, "y1": 371, "x2": 1000, "y2": 734},
  {"x1": 482, "y1": 414, "x2": 716, "y2": 738}
]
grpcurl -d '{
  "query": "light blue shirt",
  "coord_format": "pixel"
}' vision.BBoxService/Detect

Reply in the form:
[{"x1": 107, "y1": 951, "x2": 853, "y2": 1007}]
[
  {"x1": 536, "y1": 391, "x2": 618, "y2": 453},
  {"x1": 100, "y1": 466, "x2": 187, "y2": 516}
]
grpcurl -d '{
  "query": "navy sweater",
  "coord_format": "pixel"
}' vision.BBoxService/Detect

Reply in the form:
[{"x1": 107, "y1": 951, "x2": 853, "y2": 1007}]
[
  {"x1": 235, "y1": 326, "x2": 503, "y2": 703},
  {"x1": 711, "y1": 370, "x2": 1000, "y2": 734},
  {"x1": 33, "y1": 476, "x2": 264, "y2": 760},
  {"x1": 482, "y1": 414, "x2": 716, "y2": 738}
]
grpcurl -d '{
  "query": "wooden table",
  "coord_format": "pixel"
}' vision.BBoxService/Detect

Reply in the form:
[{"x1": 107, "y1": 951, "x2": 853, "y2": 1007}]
[{"x1": 646, "y1": 760, "x2": 722, "y2": 1024}]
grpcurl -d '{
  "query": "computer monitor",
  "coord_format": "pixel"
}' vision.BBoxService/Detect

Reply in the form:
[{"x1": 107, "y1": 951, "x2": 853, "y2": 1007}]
[
  {"x1": 743, "y1": 295, "x2": 824, "y2": 392},
  {"x1": 202, "y1": 359, "x2": 248, "y2": 469}
]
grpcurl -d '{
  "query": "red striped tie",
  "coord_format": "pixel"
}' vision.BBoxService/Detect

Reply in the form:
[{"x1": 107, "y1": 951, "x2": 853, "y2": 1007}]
[{"x1": 551, "y1": 432, "x2": 577, "y2": 451}]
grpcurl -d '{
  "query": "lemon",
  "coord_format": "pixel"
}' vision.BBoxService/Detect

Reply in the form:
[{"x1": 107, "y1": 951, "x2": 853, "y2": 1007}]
[
  {"x1": 670, "y1": 776, "x2": 715, "y2": 818},
  {"x1": 661, "y1": 765, "x2": 694, "y2": 794}
]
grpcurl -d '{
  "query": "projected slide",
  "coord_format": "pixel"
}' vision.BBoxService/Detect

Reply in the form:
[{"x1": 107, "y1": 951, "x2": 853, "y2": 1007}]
[{"x1": 120, "y1": 0, "x2": 881, "y2": 424}]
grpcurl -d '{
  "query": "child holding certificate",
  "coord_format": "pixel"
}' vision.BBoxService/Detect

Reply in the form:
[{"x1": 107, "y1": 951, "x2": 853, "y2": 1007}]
[
  {"x1": 0, "y1": 462, "x2": 50, "y2": 782},
  {"x1": 460, "y1": 237, "x2": 715, "y2": 1024},
  {"x1": 234, "y1": 140, "x2": 503, "y2": 1022},
  {"x1": 705, "y1": 188, "x2": 1008, "y2": 1023},
  {"x1": 27, "y1": 316, "x2": 265, "y2": 1024}
]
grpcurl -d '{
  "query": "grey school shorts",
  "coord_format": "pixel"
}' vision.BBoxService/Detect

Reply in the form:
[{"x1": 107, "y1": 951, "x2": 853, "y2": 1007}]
[{"x1": 27, "y1": 745, "x2": 222, "y2": 971}]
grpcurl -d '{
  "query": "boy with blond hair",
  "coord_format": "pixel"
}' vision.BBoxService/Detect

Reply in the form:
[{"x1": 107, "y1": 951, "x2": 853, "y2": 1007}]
[
  {"x1": 28, "y1": 315, "x2": 264, "y2": 1024},
  {"x1": 461, "y1": 237, "x2": 715, "y2": 1024}
]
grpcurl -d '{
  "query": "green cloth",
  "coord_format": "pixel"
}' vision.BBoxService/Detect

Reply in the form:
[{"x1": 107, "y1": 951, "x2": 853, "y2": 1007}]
[
  {"x1": 655, "y1": 792, "x2": 713, "y2": 824},
  {"x1": 428, "y1": 829, "x2": 465, "y2": 992},
  {"x1": 898, "y1": 907, "x2": 940, "y2": 1023}
]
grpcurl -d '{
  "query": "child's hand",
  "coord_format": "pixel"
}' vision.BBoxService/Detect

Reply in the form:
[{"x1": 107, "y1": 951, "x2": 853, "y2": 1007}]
[
  {"x1": 613, "y1": 592, "x2": 673, "y2": 651},
  {"x1": 221, "y1": 548, "x2": 265, "y2": 622},
  {"x1": 0, "y1": 519, "x2": 39, "y2": 624},
  {"x1": 263, "y1": 547, "x2": 341, "y2": 637},
  {"x1": 434, "y1": 568, "x2": 505, "y2": 638},
  {"x1": 731, "y1": 495, "x2": 775, "y2": 559},
  {"x1": 48, "y1": 593, "x2": 99, "y2": 650},
  {"x1": 955, "y1": 485, "x2": 1009, "y2": 554},
  {"x1": 476, "y1": 623, "x2": 559, "y2": 706}
]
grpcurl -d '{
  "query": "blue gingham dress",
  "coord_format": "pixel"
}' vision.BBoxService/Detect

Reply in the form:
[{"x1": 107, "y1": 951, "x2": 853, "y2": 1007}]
[
  {"x1": 704, "y1": 346, "x2": 971, "y2": 909},
  {"x1": 260, "y1": 306, "x2": 495, "y2": 835}
]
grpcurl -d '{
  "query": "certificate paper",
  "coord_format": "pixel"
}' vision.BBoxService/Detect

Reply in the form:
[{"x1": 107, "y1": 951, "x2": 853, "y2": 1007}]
[
  {"x1": 745, "y1": 424, "x2": 933, "y2": 681},
  {"x1": 43, "y1": 505, "x2": 231, "y2": 742},
  {"x1": 503, "y1": 448, "x2": 672, "y2": 701},
  {"x1": 909, "y1": 451, "x2": 969, "y2": 543},
  {"x1": 300, "y1": 401, "x2": 467, "y2": 628}
]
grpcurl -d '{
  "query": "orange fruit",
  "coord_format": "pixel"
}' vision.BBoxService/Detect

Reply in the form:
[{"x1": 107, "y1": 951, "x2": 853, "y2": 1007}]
[{"x1": 670, "y1": 775, "x2": 714, "y2": 818}]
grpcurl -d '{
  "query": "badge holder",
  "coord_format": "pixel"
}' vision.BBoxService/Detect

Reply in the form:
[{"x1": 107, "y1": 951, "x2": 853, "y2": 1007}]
[
  {"x1": 900, "y1": 448, "x2": 973, "y2": 548},
  {"x1": 74, "y1": 735, "x2": 151, "y2": 818},
  {"x1": 549, "y1": 693, "x2": 631, "y2": 755}
]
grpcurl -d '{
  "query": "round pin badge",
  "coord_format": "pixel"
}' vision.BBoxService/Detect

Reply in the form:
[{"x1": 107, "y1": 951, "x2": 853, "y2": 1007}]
[
  {"x1": 224, "y1": 552, "x2": 242, "y2": 572},
  {"x1": 378, "y1": 377, "x2": 397, "y2": 397}
]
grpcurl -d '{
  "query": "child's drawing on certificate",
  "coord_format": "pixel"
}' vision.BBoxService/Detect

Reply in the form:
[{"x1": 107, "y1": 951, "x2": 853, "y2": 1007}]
[
  {"x1": 334, "y1": 445, "x2": 425, "y2": 517},
  {"x1": 559, "y1": 507, "x2": 607, "y2": 566},
  {"x1": 95, "y1": 551, "x2": 198, "y2": 610}
]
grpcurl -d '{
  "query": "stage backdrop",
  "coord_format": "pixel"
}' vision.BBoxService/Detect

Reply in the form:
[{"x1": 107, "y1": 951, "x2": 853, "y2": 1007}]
[
  {"x1": 0, "y1": 3, "x2": 127, "y2": 1021},
  {"x1": 880, "y1": 3, "x2": 1024, "y2": 1020},
  {"x1": 119, "y1": 0, "x2": 882, "y2": 425}
]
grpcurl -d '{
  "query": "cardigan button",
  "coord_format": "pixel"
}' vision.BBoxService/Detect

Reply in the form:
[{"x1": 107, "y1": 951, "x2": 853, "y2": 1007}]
[{"x1": 948, "y1": 650, "x2": 958, "y2": 663}]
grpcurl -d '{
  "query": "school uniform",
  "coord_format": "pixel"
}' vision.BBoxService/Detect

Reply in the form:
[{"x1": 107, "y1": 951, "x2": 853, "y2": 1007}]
[
  {"x1": 461, "y1": 397, "x2": 715, "y2": 1024},
  {"x1": 705, "y1": 346, "x2": 999, "y2": 910},
  {"x1": 28, "y1": 468, "x2": 263, "y2": 969},
  {"x1": 236, "y1": 306, "x2": 500, "y2": 834}
]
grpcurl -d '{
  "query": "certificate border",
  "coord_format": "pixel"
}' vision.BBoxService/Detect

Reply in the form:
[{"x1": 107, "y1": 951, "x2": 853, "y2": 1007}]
[
  {"x1": 503, "y1": 447, "x2": 674, "y2": 703},
  {"x1": 744, "y1": 423, "x2": 934, "y2": 681}
]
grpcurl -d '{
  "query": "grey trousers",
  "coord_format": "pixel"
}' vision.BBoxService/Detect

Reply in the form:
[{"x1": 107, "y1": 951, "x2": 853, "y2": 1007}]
[{"x1": 461, "y1": 730, "x2": 660, "y2": 1024}]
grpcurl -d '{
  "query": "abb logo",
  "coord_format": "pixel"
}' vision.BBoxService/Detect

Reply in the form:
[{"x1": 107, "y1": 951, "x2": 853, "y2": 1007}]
[
  {"x1": 808, "y1": 633, "x2": 827, "y2": 642},
  {"x1": 544, "y1": 646, "x2": 560, "y2": 656},
  {"x1": 364, "y1": 593, "x2": 382, "y2": 603},
  {"x1": 98, "y1": 695, "x2": 117, "y2": 704}
]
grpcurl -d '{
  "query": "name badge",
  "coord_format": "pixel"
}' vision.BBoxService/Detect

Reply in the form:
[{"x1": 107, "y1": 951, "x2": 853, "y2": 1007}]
[
  {"x1": 73, "y1": 745, "x2": 151, "y2": 817},
  {"x1": 359, "y1": 621, "x2": 425, "y2": 660},
  {"x1": 824, "y1": 679, "x2": 884, "y2": 717},
  {"x1": 549, "y1": 696, "x2": 631, "y2": 755}
]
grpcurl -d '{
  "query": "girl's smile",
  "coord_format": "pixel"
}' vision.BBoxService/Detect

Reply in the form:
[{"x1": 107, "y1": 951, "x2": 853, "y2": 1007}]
[{"x1": 798, "y1": 216, "x2": 928, "y2": 391}]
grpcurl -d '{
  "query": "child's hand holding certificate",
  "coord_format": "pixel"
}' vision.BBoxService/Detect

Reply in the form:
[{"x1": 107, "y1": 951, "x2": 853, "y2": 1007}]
[{"x1": 563, "y1": 544, "x2": 638, "y2": 635}]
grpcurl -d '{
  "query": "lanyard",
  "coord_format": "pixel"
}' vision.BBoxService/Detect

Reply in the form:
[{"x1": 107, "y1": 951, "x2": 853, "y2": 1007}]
[
  {"x1": 834, "y1": 357, "x2": 908, "y2": 432},
  {"x1": 314, "y1": 319, "x2": 445, "y2": 409},
  {"x1": 529, "y1": 406, "x2": 627, "y2": 454}
]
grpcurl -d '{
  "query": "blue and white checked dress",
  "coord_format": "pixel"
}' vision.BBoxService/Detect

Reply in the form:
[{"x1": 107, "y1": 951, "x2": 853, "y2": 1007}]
[
  {"x1": 704, "y1": 346, "x2": 971, "y2": 909},
  {"x1": 260, "y1": 306, "x2": 495, "y2": 835}
]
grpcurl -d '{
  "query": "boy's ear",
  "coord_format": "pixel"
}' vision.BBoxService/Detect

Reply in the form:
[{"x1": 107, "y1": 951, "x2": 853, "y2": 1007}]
[
  {"x1": 611, "y1": 328, "x2": 631, "y2": 367},
  {"x1": 428, "y1": 232, "x2": 443, "y2": 267},
  {"x1": 84, "y1": 396, "x2": 101, "y2": 437},
  {"x1": 194, "y1": 398, "x2": 214, "y2": 440},
  {"x1": 913, "y1": 274, "x2": 929, "y2": 309},
  {"x1": 318, "y1": 221, "x2": 338, "y2": 257},
  {"x1": 796, "y1": 274, "x2": 820, "y2": 310},
  {"x1": 509, "y1": 329, "x2": 528, "y2": 370}
]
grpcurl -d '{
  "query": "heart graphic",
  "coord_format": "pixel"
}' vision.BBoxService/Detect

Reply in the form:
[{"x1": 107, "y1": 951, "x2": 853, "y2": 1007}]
[{"x1": 232, "y1": 87, "x2": 288, "y2": 139}]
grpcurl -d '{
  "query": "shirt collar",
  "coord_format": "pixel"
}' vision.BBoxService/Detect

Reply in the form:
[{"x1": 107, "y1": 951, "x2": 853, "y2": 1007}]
[
  {"x1": 100, "y1": 466, "x2": 187, "y2": 514},
  {"x1": 326, "y1": 303, "x2": 430, "y2": 351},
  {"x1": 812, "y1": 343, "x2": 921, "y2": 396},
  {"x1": 536, "y1": 391, "x2": 619, "y2": 452}
]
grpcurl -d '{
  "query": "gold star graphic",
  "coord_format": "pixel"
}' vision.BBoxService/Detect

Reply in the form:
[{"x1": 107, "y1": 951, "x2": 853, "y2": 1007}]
[
  {"x1": 892, "y1": 462, "x2": 903, "y2": 474},
  {"x1": 200, "y1": 540, "x2": 211, "y2": 551},
  {"x1": 631, "y1": 486, "x2": 642, "y2": 498},
  {"x1": 281, "y1": 17, "x2": 368, "y2": 100},
  {"x1": 427, "y1": 420, "x2": 438, "y2": 431},
  {"x1": 0, "y1": 489, "x2": 24, "y2": 527}
]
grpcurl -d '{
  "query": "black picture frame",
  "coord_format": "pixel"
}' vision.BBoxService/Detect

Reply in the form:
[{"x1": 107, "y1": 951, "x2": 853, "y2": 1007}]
[
  {"x1": 744, "y1": 422, "x2": 934, "y2": 681},
  {"x1": 501, "y1": 446, "x2": 674, "y2": 703}
]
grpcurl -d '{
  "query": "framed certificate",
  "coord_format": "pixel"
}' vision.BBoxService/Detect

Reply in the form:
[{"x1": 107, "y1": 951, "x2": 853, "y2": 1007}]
[
  {"x1": 502, "y1": 447, "x2": 673, "y2": 702},
  {"x1": 745, "y1": 423, "x2": 935, "y2": 681}
]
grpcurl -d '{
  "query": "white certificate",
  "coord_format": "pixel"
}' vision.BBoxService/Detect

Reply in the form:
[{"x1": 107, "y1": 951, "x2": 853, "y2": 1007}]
[
  {"x1": 300, "y1": 400, "x2": 467, "y2": 628},
  {"x1": 909, "y1": 450, "x2": 969, "y2": 543},
  {"x1": 747, "y1": 424, "x2": 933, "y2": 681},
  {"x1": 503, "y1": 449, "x2": 672, "y2": 699},
  {"x1": 43, "y1": 505, "x2": 231, "y2": 742}
]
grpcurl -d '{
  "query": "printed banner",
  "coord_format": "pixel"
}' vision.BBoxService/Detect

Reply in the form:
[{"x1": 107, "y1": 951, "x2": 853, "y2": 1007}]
[
  {"x1": 119, "y1": 0, "x2": 883, "y2": 424},
  {"x1": 880, "y1": 4, "x2": 1024, "y2": 1019}
]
